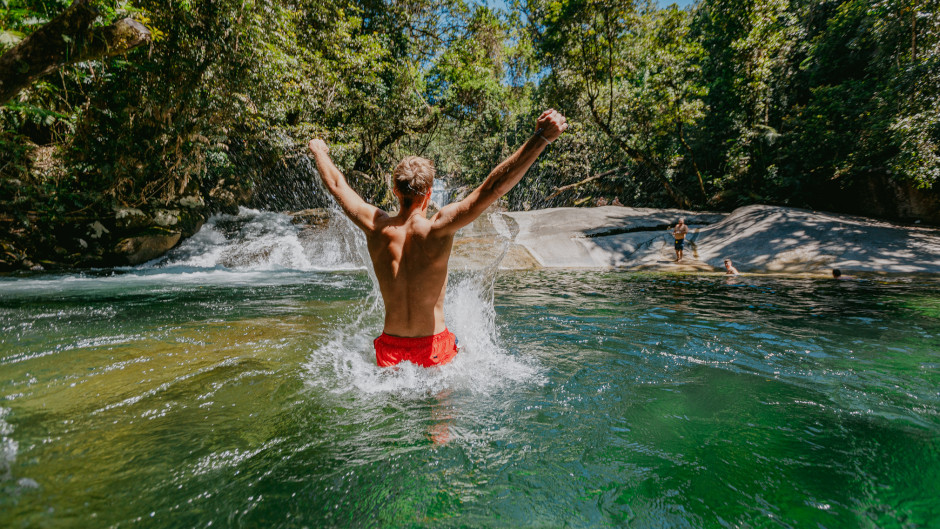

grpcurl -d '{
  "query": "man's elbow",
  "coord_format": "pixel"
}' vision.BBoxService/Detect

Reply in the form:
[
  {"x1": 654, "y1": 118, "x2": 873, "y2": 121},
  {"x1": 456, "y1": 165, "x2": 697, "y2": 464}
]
[{"x1": 479, "y1": 181, "x2": 509, "y2": 202}]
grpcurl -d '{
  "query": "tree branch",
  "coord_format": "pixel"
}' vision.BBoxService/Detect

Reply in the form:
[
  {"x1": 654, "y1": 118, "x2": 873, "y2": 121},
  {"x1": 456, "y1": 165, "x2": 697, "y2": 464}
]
[
  {"x1": 545, "y1": 166, "x2": 626, "y2": 201},
  {"x1": 0, "y1": 0, "x2": 151, "y2": 105}
]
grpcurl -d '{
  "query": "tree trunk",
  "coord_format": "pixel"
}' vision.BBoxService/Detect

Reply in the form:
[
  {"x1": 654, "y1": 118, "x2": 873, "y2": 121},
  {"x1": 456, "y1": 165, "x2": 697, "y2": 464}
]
[{"x1": 0, "y1": 0, "x2": 151, "y2": 105}]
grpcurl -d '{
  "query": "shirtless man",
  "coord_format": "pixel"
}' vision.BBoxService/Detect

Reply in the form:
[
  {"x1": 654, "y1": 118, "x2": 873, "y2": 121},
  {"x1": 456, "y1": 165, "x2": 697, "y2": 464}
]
[
  {"x1": 672, "y1": 218, "x2": 689, "y2": 262},
  {"x1": 308, "y1": 109, "x2": 569, "y2": 367}
]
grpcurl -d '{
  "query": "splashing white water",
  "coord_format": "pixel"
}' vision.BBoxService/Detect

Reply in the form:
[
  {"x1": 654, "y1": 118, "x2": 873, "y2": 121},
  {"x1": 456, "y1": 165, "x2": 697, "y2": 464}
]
[
  {"x1": 303, "y1": 215, "x2": 543, "y2": 397},
  {"x1": 0, "y1": 407, "x2": 17, "y2": 482},
  {"x1": 148, "y1": 207, "x2": 364, "y2": 272},
  {"x1": 302, "y1": 276, "x2": 542, "y2": 397}
]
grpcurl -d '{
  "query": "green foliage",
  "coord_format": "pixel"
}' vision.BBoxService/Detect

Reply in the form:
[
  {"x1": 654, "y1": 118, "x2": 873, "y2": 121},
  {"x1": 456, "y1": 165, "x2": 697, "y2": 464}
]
[{"x1": 2, "y1": 0, "x2": 939, "y2": 268}]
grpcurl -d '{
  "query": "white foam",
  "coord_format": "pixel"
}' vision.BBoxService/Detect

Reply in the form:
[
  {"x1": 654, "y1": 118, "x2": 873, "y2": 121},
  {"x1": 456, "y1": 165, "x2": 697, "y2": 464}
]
[
  {"x1": 0, "y1": 407, "x2": 17, "y2": 482},
  {"x1": 148, "y1": 207, "x2": 365, "y2": 272},
  {"x1": 303, "y1": 245, "x2": 543, "y2": 398},
  {"x1": 0, "y1": 269, "x2": 353, "y2": 296}
]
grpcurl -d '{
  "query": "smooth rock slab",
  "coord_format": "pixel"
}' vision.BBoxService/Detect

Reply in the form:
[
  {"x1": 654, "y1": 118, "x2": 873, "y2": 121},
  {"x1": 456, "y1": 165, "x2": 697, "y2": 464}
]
[
  {"x1": 501, "y1": 206, "x2": 724, "y2": 269},
  {"x1": 491, "y1": 205, "x2": 940, "y2": 274},
  {"x1": 692, "y1": 205, "x2": 940, "y2": 274}
]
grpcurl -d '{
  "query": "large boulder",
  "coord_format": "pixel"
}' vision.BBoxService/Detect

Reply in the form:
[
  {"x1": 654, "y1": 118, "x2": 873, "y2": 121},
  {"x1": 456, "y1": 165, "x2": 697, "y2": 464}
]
[
  {"x1": 451, "y1": 209, "x2": 540, "y2": 270},
  {"x1": 693, "y1": 205, "x2": 940, "y2": 274}
]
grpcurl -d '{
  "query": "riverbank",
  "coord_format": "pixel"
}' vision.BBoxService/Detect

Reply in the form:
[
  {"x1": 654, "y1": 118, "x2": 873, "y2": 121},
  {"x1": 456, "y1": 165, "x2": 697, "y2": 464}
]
[
  {"x1": 4, "y1": 203, "x2": 939, "y2": 276},
  {"x1": 451, "y1": 204, "x2": 940, "y2": 275}
]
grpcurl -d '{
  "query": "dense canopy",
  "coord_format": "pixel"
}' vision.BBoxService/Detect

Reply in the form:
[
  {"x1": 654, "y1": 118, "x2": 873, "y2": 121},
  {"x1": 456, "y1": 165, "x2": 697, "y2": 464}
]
[{"x1": 1, "y1": 0, "x2": 938, "y2": 269}]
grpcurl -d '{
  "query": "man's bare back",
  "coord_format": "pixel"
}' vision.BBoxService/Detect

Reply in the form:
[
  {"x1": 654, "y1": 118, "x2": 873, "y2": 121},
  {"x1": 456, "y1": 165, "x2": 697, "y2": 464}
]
[
  {"x1": 366, "y1": 211, "x2": 453, "y2": 337},
  {"x1": 309, "y1": 110, "x2": 568, "y2": 364}
]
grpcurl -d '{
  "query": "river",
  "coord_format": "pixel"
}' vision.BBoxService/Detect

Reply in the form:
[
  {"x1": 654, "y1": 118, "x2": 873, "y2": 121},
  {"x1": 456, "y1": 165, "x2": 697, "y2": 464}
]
[{"x1": 1, "y1": 208, "x2": 938, "y2": 528}]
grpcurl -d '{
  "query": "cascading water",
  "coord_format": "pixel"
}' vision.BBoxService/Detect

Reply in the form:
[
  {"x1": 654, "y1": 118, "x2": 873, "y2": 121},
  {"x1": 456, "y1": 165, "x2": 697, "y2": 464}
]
[
  {"x1": 146, "y1": 207, "x2": 364, "y2": 272},
  {"x1": 430, "y1": 177, "x2": 448, "y2": 208}
]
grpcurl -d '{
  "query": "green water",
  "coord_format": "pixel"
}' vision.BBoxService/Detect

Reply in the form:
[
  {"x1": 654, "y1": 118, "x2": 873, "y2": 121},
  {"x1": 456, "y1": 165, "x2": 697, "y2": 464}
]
[{"x1": 1, "y1": 270, "x2": 938, "y2": 528}]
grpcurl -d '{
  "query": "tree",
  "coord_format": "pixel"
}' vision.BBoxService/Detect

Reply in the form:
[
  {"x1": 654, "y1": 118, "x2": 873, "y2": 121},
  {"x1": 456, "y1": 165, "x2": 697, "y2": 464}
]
[{"x1": 529, "y1": 0, "x2": 707, "y2": 207}]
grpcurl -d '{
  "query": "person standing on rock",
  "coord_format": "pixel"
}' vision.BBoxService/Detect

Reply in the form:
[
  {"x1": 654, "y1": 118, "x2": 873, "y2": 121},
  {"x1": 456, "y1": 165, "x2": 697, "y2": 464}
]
[
  {"x1": 308, "y1": 109, "x2": 569, "y2": 368},
  {"x1": 672, "y1": 218, "x2": 689, "y2": 262}
]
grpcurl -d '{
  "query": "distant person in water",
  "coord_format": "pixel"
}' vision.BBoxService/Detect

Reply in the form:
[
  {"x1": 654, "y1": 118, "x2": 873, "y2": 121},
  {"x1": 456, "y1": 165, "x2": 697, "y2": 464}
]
[
  {"x1": 832, "y1": 268, "x2": 854, "y2": 280},
  {"x1": 308, "y1": 109, "x2": 569, "y2": 367},
  {"x1": 672, "y1": 218, "x2": 689, "y2": 262},
  {"x1": 724, "y1": 258, "x2": 739, "y2": 275}
]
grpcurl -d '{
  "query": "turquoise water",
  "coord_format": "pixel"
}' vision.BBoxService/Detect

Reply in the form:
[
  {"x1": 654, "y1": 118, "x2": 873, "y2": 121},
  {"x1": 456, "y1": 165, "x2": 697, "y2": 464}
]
[{"x1": 0, "y1": 211, "x2": 938, "y2": 528}]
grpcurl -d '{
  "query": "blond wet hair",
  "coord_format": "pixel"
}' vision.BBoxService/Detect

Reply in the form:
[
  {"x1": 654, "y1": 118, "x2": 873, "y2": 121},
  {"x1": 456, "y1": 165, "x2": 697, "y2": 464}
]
[{"x1": 392, "y1": 156, "x2": 435, "y2": 198}]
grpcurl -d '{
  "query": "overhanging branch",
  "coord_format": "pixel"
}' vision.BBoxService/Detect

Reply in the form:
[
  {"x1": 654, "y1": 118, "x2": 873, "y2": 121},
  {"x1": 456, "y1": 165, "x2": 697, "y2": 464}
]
[{"x1": 0, "y1": 0, "x2": 151, "y2": 105}]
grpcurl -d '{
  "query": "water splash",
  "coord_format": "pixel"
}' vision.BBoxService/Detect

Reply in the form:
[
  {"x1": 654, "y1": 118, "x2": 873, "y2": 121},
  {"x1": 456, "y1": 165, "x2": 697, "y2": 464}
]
[
  {"x1": 135, "y1": 158, "x2": 542, "y2": 395},
  {"x1": 0, "y1": 407, "x2": 16, "y2": 483}
]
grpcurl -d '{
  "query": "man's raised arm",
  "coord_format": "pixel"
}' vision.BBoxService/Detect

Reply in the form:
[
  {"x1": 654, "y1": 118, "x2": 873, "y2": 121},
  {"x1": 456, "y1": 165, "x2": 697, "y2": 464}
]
[
  {"x1": 431, "y1": 109, "x2": 568, "y2": 235},
  {"x1": 308, "y1": 139, "x2": 385, "y2": 232}
]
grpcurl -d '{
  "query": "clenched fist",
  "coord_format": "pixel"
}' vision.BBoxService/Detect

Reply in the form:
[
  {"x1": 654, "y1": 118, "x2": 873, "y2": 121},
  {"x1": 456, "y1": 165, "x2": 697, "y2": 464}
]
[
  {"x1": 308, "y1": 139, "x2": 329, "y2": 155},
  {"x1": 536, "y1": 109, "x2": 569, "y2": 143}
]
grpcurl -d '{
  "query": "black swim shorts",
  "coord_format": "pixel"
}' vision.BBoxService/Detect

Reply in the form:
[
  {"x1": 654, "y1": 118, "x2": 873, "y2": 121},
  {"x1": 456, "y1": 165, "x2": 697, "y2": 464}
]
[{"x1": 674, "y1": 239, "x2": 685, "y2": 251}]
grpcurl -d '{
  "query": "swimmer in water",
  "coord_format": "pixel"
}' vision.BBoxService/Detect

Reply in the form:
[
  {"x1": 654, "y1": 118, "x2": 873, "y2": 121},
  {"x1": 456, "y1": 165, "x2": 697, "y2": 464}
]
[
  {"x1": 832, "y1": 268, "x2": 855, "y2": 280},
  {"x1": 309, "y1": 109, "x2": 569, "y2": 367},
  {"x1": 724, "y1": 258, "x2": 739, "y2": 275}
]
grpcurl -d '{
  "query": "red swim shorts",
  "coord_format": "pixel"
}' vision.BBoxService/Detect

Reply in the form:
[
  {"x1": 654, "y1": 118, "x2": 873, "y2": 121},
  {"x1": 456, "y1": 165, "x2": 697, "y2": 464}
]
[{"x1": 374, "y1": 329, "x2": 459, "y2": 367}]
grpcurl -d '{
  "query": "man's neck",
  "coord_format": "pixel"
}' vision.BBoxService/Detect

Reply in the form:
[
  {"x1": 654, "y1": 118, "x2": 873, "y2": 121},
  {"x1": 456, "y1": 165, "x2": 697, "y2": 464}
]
[{"x1": 396, "y1": 202, "x2": 427, "y2": 221}]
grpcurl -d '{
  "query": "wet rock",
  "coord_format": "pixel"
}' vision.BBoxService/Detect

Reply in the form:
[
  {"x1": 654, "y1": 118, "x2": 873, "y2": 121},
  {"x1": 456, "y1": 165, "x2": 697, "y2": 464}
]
[
  {"x1": 153, "y1": 209, "x2": 180, "y2": 227},
  {"x1": 176, "y1": 208, "x2": 205, "y2": 239},
  {"x1": 287, "y1": 208, "x2": 331, "y2": 228},
  {"x1": 114, "y1": 206, "x2": 150, "y2": 230},
  {"x1": 209, "y1": 178, "x2": 252, "y2": 215},
  {"x1": 179, "y1": 195, "x2": 205, "y2": 208},
  {"x1": 114, "y1": 229, "x2": 182, "y2": 265},
  {"x1": 451, "y1": 206, "x2": 540, "y2": 270}
]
